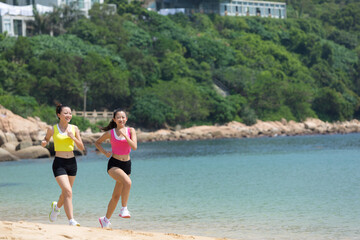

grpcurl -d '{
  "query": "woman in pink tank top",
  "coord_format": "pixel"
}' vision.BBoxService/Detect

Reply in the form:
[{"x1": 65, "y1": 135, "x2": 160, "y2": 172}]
[{"x1": 95, "y1": 109, "x2": 137, "y2": 228}]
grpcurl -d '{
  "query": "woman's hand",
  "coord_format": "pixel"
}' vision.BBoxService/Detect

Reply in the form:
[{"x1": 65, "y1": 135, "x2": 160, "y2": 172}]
[
  {"x1": 41, "y1": 140, "x2": 48, "y2": 147},
  {"x1": 41, "y1": 127, "x2": 53, "y2": 148},
  {"x1": 66, "y1": 127, "x2": 75, "y2": 140},
  {"x1": 105, "y1": 151, "x2": 112, "y2": 158},
  {"x1": 119, "y1": 128, "x2": 127, "y2": 137}
]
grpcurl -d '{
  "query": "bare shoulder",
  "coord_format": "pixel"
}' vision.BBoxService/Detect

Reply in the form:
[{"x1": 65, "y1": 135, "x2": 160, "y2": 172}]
[
  {"x1": 129, "y1": 127, "x2": 137, "y2": 136},
  {"x1": 96, "y1": 130, "x2": 111, "y2": 142},
  {"x1": 73, "y1": 125, "x2": 80, "y2": 131},
  {"x1": 101, "y1": 130, "x2": 111, "y2": 138}
]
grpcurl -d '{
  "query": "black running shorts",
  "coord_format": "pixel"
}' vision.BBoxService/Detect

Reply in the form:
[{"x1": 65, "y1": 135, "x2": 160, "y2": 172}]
[
  {"x1": 107, "y1": 157, "x2": 131, "y2": 175},
  {"x1": 52, "y1": 156, "x2": 77, "y2": 177}
]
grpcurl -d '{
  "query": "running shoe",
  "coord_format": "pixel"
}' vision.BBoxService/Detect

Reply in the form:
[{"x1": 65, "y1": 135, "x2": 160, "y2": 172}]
[
  {"x1": 69, "y1": 219, "x2": 80, "y2": 226},
  {"x1": 49, "y1": 201, "x2": 60, "y2": 222},
  {"x1": 119, "y1": 207, "x2": 131, "y2": 218},
  {"x1": 99, "y1": 216, "x2": 111, "y2": 228}
]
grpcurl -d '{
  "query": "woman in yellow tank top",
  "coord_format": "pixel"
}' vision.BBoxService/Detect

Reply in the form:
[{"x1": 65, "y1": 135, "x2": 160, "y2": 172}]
[{"x1": 41, "y1": 104, "x2": 84, "y2": 226}]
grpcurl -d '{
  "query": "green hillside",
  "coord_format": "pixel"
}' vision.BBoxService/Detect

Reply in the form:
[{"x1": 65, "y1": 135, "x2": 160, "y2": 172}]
[{"x1": 0, "y1": 0, "x2": 359, "y2": 130}]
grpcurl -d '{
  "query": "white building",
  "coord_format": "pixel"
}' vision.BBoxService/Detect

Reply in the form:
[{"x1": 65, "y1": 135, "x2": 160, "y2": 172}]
[
  {"x1": 6, "y1": 0, "x2": 103, "y2": 16},
  {"x1": 0, "y1": 2, "x2": 53, "y2": 36},
  {"x1": 220, "y1": 1, "x2": 286, "y2": 19},
  {"x1": 156, "y1": 0, "x2": 286, "y2": 19},
  {"x1": 1, "y1": 0, "x2": 104, "y2": 36}
]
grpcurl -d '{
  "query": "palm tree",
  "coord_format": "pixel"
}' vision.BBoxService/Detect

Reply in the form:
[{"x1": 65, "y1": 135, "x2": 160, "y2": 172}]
[
  {"x1": 26, "y1": 5, "x2": 49, "y2": 35},
  {"x1": 26, "y1": 4, "x2": 84, "y2": 36}
]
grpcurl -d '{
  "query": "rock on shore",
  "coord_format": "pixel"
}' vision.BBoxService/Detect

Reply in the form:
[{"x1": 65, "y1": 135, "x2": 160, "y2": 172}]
[
  {"x1": 2, "y1": 105, "x2": 360, "y2": 161},
  {"x1": 133, "y1": 118, "x2": 360, "y2": 142},
  {"x1": 0, "y1": 106, "x2": 83, "y2": 161}
]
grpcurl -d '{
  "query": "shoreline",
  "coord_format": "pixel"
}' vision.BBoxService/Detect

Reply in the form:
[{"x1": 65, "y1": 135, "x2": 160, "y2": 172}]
[
  {"x1": 81, "y1": 118, "x2": 360, "y2": 144},
  {"x1": 2, "y1": 104, "x2": 360, "y2": 160},
  {"x1": 0, "y1": 221, "x2": 228, "y2": 240}
]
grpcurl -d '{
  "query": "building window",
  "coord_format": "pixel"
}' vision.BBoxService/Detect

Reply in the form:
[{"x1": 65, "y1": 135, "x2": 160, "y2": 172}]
[
  {"x1": 4, "y1": 19, "x2": 11, "y2": 34},
  {"x1": 13, "y1": 20, "x2": 22, "y2": 36},
  {"x1": 78, "y1": 0, "x2": 84, "y2": 8}
]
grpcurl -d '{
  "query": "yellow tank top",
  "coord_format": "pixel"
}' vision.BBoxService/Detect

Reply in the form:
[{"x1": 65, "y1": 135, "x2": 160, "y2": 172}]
[{"x1": 53, "y1": 124, "x2": 75, "y2": 151}]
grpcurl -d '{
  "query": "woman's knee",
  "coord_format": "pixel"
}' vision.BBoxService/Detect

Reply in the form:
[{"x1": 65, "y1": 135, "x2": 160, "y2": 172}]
[
  {"x1": 123, "y1": 177, "x2": 131, "y2": 189},
  {"x1": 62, "y1": 188, "x2": 72, "y2": 199}
]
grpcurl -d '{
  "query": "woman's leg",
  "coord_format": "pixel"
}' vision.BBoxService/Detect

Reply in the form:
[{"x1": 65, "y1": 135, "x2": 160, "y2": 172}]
[
  {"x1": 106, "y1": 168, "x2": 131, "y2": 218},
  {"x1": 55, "y1": 175, "x2": 76, "y2": 220},
  {"x1": 105, "y1": 181, "x2": 123, "y2": 219}
]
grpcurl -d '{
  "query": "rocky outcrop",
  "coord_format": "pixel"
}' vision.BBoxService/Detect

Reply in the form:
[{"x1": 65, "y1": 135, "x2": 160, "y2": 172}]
[
  {"x1": 2, "y1": 104, "x2": 360, "y2": 161},
  {"x1": 0, "y1": 107, "x2": 48, "y2": 141},
  {"x1": 0, "y1": 148, "x2": 19, "y2": 162},
  {"x1": 0, "y1": 106, "x2": 85, "y2": 161},
  {"x1": 13, "y1": 146, "x2": 51, "y2": 159},
  {"x1": 133, "y1": 118, "x2": 360, "y2": 143}
]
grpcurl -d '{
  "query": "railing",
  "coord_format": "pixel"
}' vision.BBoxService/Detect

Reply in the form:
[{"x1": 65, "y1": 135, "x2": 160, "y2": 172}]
[{"x1": 72, "y1": 110, "x2": 113, "y2": 124}]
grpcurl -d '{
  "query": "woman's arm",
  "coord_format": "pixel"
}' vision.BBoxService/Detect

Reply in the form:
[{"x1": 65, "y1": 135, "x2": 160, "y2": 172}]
[
  {"x1": 95, "y1": 131, "x2": 112, "y2": 158},
  {"x1": 41, "y1": 127, "x2": 54, "y2": 147},
  {"x1": 68, "y1": 125, "x2": 85, "y2": 151},
  {"x1": 121, "y1": 127, "x2": 137, "y2": 150}
]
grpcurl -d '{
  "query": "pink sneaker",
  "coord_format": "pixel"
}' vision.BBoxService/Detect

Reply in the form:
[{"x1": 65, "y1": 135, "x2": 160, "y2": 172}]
[
  {"x1": 119, "y1": 207, "x2": 131, "y2": 218},
  {"x1": 99, "y1": 216, "x2": 111, "y2": 228}
]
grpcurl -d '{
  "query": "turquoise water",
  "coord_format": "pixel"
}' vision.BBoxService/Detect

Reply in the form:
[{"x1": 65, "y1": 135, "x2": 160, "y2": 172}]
[{"x1": 1, "y1": 134, "x2": 360, "y2": 239}]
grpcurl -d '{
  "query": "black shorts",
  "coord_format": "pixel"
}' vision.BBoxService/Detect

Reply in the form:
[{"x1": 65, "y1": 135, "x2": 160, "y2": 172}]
[
  {"x1": 52, "y1": 157, "x2": 77, "y2": 177},
  {"x1": 107, "y1": 157, "x2": 131, "y2": 175}
]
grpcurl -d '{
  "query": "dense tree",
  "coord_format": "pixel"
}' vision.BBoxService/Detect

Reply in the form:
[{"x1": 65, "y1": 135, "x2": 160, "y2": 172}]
[{"x1": 0, "y1": 1, "x2": 359, "y2": 128}]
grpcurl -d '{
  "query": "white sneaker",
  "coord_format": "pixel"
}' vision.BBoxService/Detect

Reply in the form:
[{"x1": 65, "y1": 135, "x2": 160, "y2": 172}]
[
  {"x1": 69, "y1": 219, "x2": 80, "y2": 226},
  {"x1": 99, "y1": 216, "x2": 111, "y2": 228},
  {"x1": 49, "y1": 201, "x2": 60, "y2": 222},
  {"x1": 119, "y1": 207, "x2": 131, "y2": 218}
]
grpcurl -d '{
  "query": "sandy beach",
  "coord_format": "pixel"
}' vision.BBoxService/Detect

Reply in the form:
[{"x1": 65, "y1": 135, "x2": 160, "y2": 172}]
[{"x1": 0, "y1": 221, "x2": 229, "y2": 240}]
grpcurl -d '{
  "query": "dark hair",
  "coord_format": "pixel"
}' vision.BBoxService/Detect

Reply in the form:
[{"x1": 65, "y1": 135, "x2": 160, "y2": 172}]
[
  {"x1": 56, "y1": 103, "x2": 70, "y2": 119},
  {"x1": 101, "y1": 108, "x2": 127, "y2": 131}
]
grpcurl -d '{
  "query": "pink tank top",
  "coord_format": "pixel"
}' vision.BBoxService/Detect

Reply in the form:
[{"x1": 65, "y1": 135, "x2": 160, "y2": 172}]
[{"x1": 110, "y1": 128, "x2": 132, "y2": 155}]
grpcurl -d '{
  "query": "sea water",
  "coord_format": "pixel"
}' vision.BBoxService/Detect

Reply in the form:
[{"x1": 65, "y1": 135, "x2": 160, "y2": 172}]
[{"x1": 1, "y1": 134, "x2": 360, "y2": 239}]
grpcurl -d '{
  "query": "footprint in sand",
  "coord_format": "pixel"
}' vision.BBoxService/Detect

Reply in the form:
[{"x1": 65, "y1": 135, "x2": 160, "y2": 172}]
[{"x1": 61, "y1": 234, "x2": 73, "y2": 239}]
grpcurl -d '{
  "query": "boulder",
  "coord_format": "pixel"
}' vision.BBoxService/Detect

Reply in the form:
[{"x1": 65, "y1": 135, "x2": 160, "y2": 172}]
[
  {"x1": 81, "y1": 132, "x2": 102, "y2": 144},
  {"x1": 81, "y1": 135, "x2": 94, "y2": 144},
  {"x1": 0, "y1": 107, "x2": 50, "y2": 143},
  {"x1": 30, "y1": 130, "x2": 46, "y2": 142},
  {"x1": 16, "y1": 141, "x2": 33, "y2": 151},
  {"x1": 27, "y1": 116, "x2": 50, "y2": 131},
  {"x1": 0, "y1": 148, "x2": 19, "y2": 161},
  {"x1": 14, "y1": 146, "x2": 51, "y2": 159},
  {"x1": 44, "y1": 141, "x2": 55, "y2": 156},
  {"x1": 4, "y1": 132, "x2": 17, "y2": 143},
  {"x1": 137, "y1": 132, "x2": 154, "y2": 142},
  {"x1": 14, "y1": 130, "x2": 32, "y2": 142},
  {"x1": 0, "y1": 130, "x2": 5, "y2": 146},
  {"x1": 1, "y1": 142, "x2": 18, "y2": 153}
]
